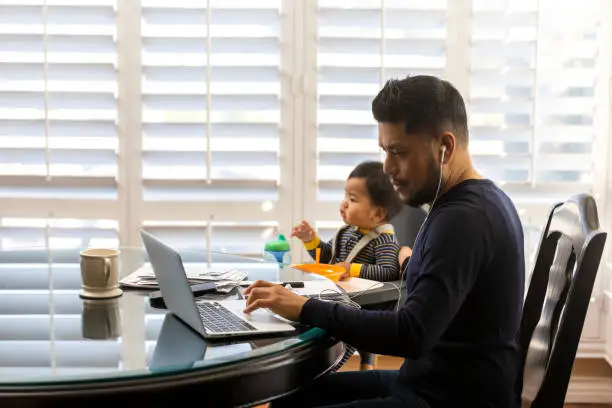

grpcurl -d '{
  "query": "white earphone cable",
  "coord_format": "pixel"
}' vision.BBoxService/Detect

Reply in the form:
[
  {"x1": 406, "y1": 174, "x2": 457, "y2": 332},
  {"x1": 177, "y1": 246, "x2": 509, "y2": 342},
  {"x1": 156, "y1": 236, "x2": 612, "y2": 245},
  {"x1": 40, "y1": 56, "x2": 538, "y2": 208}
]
[
  {"x1": 395, "y1": 147, "x2": 446, "y2": 311},
  {"x1": 310, "y1": 146, "x2": 447, "y2": 313}
]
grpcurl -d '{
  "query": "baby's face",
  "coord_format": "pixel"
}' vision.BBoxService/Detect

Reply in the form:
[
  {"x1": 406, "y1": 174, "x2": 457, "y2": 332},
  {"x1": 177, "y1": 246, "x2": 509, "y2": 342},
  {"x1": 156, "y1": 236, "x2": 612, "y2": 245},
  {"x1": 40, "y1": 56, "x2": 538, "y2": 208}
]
[{"x1": 340, "y1": 177, "x2": 383, "y2": 229}]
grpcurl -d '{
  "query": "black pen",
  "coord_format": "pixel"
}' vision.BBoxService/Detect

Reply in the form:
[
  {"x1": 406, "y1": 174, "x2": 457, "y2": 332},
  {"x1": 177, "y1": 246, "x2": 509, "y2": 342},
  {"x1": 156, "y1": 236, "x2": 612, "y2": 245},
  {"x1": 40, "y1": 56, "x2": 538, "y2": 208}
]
[{"x1": 239, "y1": 281, "x2": 305, "y2": 288}]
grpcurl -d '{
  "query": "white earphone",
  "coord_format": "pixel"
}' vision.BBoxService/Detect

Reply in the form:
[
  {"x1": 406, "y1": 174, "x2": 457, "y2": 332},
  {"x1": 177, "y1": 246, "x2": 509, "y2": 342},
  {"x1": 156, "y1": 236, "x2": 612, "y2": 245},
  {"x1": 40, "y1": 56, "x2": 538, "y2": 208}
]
[{"x1": 396, "y1": 143, "x2": 447, "y2": 310}]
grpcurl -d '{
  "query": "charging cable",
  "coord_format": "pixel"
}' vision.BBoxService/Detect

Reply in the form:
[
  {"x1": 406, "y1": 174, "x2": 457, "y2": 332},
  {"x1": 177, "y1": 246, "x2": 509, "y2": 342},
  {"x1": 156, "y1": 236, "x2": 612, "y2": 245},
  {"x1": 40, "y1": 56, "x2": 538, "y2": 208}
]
[{"x1": 311, "y1": 280, "x2": 403, "y2": 311}]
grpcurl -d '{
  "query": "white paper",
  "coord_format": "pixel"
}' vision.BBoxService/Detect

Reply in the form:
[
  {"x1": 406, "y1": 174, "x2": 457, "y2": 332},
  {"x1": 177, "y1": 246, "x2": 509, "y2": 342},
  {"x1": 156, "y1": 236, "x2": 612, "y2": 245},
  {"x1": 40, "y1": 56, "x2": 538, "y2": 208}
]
[
  {"x1": 287, "y1": 279, "x2": 342, "y2": 297},
  {"x1": 119, "y1": 263, "x2": 246, "y2": 289},
  {"x1": 134, "y1": 263, "x2": 237, "y2": 279},
  {"x1": 336, "y1": 277, "x2": 384, "y2": 294}
]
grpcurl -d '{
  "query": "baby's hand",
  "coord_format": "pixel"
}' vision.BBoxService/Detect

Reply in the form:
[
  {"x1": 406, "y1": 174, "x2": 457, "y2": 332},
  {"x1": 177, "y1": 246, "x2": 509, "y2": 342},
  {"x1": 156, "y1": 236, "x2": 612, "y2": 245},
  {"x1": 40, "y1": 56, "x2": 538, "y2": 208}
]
[
  {"x1": 335, "y1": 261, "x2": 351, "y2": 280},
  {"x1": 291, "y1": 220, "x2": 316, "y2": 242},
  {"x1": 398, "y1": 246, "x2": 413, "y2": 266}
]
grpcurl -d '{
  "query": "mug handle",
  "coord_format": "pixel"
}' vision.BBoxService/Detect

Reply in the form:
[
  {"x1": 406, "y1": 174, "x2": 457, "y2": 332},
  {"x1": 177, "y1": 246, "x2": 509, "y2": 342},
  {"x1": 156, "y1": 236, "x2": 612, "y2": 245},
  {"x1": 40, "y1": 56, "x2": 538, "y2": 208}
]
[{"x1": 104, "y1": 258, "x2": 111, "y2": 284}]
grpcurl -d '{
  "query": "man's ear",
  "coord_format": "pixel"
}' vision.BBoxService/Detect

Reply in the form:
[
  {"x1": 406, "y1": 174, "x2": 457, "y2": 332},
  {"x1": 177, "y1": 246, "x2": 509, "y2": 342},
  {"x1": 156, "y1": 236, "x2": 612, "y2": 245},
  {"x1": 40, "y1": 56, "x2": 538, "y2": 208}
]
[{"x1": 439, "y1": 131, "x2": 456, "y2": 164}]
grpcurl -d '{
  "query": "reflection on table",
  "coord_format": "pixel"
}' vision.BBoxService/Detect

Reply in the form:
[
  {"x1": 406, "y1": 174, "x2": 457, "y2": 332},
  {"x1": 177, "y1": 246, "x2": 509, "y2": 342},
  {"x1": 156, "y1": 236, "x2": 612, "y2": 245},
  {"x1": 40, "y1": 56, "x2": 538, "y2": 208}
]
[{"x1": 0, "y1": 247, "x2": 327, "y2": 384}]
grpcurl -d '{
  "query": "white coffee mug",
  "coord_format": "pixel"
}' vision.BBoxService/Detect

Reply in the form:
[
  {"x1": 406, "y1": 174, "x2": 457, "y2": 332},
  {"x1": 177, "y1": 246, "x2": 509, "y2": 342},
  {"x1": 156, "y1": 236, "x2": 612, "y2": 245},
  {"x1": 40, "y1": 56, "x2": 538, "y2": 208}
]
[{"x1": 79, "y1": 248, "x2": 123, "y2": 299}]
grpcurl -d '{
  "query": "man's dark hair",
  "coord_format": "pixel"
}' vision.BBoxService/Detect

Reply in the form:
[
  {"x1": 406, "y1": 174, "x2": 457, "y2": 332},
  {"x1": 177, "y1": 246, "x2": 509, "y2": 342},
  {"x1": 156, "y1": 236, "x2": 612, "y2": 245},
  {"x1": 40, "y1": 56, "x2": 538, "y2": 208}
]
[
  {"x1": 348, "y1": 161, "x2": 402, "y2": 221},
  {"x1": 372, "y1": 75, "x2": 469, "y2": 144}
]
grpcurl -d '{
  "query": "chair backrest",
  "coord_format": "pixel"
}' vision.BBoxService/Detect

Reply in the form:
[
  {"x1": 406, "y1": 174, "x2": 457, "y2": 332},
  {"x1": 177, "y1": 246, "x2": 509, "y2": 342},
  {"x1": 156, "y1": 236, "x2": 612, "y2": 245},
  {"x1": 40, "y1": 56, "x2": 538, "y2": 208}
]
[
  {"x1": 518, "y1": 193, "x2": 607, "y2": 408},
  {"x1": 389, "y1": 205, "x2": 427, "y2": 247}
]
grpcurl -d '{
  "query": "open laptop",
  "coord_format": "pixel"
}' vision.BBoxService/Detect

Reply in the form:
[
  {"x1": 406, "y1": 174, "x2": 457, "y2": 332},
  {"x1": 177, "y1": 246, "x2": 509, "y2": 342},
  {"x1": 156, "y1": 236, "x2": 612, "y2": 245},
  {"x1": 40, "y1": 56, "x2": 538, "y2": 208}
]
[{"x1": 140, "y1": 229, "x2": 296, "y2": 339}]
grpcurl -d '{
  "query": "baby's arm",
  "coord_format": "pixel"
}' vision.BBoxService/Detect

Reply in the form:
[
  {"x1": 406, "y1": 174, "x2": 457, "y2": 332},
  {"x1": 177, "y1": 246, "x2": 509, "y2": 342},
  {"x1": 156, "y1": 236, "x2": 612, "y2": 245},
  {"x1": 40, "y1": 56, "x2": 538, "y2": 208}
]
[
  {"x1": 350, "y1": 234, "x2": 400, "y2": 281},
  {"x1": 304, "y1": 236, "x2": 334, "y2": 264}
]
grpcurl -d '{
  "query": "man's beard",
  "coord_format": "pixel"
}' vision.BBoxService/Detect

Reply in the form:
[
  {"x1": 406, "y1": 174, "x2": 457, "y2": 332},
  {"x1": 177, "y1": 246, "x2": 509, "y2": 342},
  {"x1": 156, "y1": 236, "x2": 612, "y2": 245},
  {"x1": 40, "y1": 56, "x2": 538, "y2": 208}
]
[{"x1": 404, "y1": 153, "x2": 443, "y2": 208}]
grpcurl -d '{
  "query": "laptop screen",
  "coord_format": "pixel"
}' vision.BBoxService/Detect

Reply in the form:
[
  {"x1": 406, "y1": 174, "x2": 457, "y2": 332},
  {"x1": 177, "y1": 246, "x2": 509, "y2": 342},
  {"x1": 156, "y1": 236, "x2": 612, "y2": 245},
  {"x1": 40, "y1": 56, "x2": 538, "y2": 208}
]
[{"x1": 140, "y1": 230, "x2": 206, "y2": 336}]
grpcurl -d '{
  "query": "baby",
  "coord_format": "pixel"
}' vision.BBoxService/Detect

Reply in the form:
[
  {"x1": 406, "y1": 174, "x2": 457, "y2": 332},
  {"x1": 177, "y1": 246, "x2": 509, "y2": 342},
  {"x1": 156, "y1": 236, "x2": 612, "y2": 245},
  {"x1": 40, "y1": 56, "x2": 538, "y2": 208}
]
[{"x1": 292, "y1": 160, "x2": 402, "y2": 281}]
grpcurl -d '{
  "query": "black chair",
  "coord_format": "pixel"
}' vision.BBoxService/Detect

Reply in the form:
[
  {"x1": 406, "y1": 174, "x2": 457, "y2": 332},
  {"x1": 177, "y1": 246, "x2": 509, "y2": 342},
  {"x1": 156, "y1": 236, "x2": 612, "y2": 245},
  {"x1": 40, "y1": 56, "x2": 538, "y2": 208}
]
[
  {"x1": 357, "y1": 205, "x2": 427, "y2": 370},
  {"x1": 518, "y1": 193, "x2": 607, "y2": 407},
  {"x1": 390, "y1": 205, "x2": 427, "y2": 247}
]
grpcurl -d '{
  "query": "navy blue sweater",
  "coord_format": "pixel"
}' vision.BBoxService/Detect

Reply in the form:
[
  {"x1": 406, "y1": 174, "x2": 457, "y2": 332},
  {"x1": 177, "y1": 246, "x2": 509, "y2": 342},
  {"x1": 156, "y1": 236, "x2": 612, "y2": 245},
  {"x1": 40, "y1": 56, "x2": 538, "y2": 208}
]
[{"x1": 300, "y1": 179, "x2": 525, "y2": 408}]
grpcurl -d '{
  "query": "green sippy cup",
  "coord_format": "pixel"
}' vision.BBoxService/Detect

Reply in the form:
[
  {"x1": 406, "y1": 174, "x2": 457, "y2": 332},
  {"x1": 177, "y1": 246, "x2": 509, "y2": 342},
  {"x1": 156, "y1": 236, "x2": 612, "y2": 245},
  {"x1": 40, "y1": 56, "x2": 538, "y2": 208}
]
[{"x1": 264, "y1": 234, "x2": 291, "y2": 266}]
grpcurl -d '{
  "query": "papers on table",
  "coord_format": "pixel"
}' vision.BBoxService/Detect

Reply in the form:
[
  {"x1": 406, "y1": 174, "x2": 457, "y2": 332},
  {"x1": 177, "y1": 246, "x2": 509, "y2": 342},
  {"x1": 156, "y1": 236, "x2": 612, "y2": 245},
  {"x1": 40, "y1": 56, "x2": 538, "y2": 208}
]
[
  {"x1": 336, "y1": 277, "x2": 384, "y2": 294},
  {"x1": 119, "y1": 263, "x2": 248, "y2": 290},
  {"x1": 287, "y1": 279, "x2": 340, "y2": 297},
  {"x1": 285, "y1": 277, "x2": 383, "y2": 299},
  {"x1": 119, "y1": 263, "x2": 385, "y2": 298}
]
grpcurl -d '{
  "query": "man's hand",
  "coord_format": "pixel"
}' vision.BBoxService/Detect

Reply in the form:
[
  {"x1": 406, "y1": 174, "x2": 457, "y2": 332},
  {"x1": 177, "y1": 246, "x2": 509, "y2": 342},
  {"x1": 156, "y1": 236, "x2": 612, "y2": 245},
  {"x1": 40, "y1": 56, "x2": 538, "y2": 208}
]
[
  {"x1": 335, "y1": 261, "x2": 351, "y2": 280},
  {"x1": 243, "y1": 280, "x2": 308, "y2": 321},
  {"x1": 399, "y1": 246, "x2": 413, "y2": 266}
]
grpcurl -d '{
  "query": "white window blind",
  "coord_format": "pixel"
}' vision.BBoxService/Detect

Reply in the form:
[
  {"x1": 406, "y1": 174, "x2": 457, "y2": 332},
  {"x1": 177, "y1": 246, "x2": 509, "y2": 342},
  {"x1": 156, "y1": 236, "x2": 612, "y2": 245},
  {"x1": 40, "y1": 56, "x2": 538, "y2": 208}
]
[
  {"x1": 141, "y1": 221, "x2": 278, "y2": 257},
  {"x1": 0, "y1": 0, "x2": 608, "y2": 262},
  {"x1": 469, "y1": 0, "x2": 601, "y2": 202},
  {"x1": 469, "y1": 0, "x2": 604, "y2": 258},
  {"x1": 0, "y1": 217, "x2": 118, "y2": 251},
  {"x1": 140, "y1": 0, "x2": 284, "y2": 256},
  {"x1": 0, "y1": 1, "x2": 121, "y2": 374},
  {"x1": 0, "y1": 1, "x2": 119, "y2": 248},
  {"x1": 314, "y1": 0, "x2": 448, "y2": 241}
]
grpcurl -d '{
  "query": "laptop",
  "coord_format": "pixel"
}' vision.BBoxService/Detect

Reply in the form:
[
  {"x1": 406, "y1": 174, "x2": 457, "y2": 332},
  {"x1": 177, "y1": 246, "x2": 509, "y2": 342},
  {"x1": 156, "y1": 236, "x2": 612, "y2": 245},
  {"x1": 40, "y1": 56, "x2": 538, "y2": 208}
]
[{"x1": 140, "y1": 229, "x2": 296, "y2": 339}]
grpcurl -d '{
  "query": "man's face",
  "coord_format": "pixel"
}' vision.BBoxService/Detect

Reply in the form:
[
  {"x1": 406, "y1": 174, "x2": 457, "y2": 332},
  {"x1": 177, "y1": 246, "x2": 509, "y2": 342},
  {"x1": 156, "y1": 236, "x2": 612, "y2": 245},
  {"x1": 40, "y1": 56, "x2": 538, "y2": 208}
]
[{"x1": 378, "y1": 122, "x2": 441, "y2": 207}]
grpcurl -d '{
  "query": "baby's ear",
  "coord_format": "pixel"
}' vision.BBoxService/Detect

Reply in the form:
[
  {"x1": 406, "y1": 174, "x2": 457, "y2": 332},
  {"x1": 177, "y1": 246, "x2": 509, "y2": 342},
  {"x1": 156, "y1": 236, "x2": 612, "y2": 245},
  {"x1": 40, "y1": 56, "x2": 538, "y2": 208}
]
[{"x1": 374, "y1": 205, "x2": 387, "y2": 222}]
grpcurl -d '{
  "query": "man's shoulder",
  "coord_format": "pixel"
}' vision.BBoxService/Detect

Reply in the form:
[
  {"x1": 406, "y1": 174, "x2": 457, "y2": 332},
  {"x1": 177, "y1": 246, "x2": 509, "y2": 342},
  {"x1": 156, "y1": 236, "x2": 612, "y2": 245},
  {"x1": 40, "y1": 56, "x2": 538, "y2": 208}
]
[
  {"x1": 425, "y1": 193, "x2": 499, "y2": 248},
  {"x1": 435, "y1": 179, "x2": 519, "y2": 226},
  {"x1": 464, "y1": 178, "x2": 518, "y2": 216},
  {"x1": 431, "y1": 201, "x2": 487, "y2": 225},
  {"x1": 426, "y1": 180, "x2": 523, "y2": 251}
]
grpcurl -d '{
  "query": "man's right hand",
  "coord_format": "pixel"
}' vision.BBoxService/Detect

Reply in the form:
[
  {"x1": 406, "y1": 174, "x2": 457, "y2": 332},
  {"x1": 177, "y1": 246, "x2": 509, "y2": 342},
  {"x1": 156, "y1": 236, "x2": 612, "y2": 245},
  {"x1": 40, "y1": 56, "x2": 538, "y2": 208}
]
[
  {"x1": 243, "y1": 280, "x2": 308, "y2": 321},
  {"x1": 291, "y1": 220, "x2": 316, "y2": 242}
]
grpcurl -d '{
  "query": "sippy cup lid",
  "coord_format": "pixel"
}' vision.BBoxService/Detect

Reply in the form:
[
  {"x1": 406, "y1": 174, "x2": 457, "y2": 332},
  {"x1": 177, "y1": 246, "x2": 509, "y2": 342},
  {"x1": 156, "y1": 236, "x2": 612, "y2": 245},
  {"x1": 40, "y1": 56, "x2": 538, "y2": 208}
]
[{"x1": 264, "y1": 233, "x2": 290, "y2": 251}]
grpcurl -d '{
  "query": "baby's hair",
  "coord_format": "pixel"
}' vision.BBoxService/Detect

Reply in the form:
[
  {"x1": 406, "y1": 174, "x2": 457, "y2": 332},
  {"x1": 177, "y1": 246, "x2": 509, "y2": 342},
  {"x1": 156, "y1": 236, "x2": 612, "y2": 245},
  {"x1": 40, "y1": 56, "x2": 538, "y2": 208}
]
[{"x1": 348, "y1": 161, "x2": 402, "y2": 221}]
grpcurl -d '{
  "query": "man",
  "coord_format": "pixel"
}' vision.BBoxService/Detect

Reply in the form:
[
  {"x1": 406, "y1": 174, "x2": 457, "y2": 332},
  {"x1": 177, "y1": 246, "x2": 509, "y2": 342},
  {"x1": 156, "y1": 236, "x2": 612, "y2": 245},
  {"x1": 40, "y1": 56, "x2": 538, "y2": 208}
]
[{"x1": 244, "y1": 75, "x2": 525, "y2": 408}]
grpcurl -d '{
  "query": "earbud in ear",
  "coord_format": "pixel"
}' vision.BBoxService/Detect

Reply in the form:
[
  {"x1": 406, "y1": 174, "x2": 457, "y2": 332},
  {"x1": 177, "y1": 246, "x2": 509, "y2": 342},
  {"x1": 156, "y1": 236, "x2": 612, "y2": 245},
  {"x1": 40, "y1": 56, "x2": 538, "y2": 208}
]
[{"x1": 440, "y1": 145, "x2": 446, "y2": 162}]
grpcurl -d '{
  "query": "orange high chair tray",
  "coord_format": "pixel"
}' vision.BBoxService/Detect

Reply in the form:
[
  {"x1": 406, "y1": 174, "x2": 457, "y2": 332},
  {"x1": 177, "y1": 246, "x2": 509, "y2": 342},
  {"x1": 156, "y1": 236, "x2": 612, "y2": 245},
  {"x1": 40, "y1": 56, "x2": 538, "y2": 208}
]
[{"x1": 291, "y1": 248, "x2": 345, "y2": 282}]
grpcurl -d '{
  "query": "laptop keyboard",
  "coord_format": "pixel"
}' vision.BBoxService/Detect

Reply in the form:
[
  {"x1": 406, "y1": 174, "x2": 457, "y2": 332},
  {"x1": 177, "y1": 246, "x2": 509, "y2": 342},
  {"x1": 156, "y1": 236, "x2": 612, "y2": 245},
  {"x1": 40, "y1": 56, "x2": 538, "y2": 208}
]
[{"x1": 197, "y1": 302, "x2": 257, "y2": 333}]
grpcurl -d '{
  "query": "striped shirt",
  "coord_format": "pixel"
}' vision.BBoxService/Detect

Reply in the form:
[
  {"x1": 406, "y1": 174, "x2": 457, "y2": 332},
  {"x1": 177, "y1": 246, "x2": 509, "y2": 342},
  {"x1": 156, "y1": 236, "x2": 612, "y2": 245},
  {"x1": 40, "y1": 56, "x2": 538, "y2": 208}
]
[{"x1": 303, "y1": 225, "x2": 401, "y2": 281}]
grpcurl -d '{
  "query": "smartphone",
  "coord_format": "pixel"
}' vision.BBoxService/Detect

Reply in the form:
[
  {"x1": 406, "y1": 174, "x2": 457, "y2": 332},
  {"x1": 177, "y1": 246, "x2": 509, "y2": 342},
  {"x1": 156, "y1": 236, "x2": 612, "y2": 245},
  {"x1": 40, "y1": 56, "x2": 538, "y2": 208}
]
[{"x1": 149, "y1": 282, "x2": 217, "y2": 308}]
